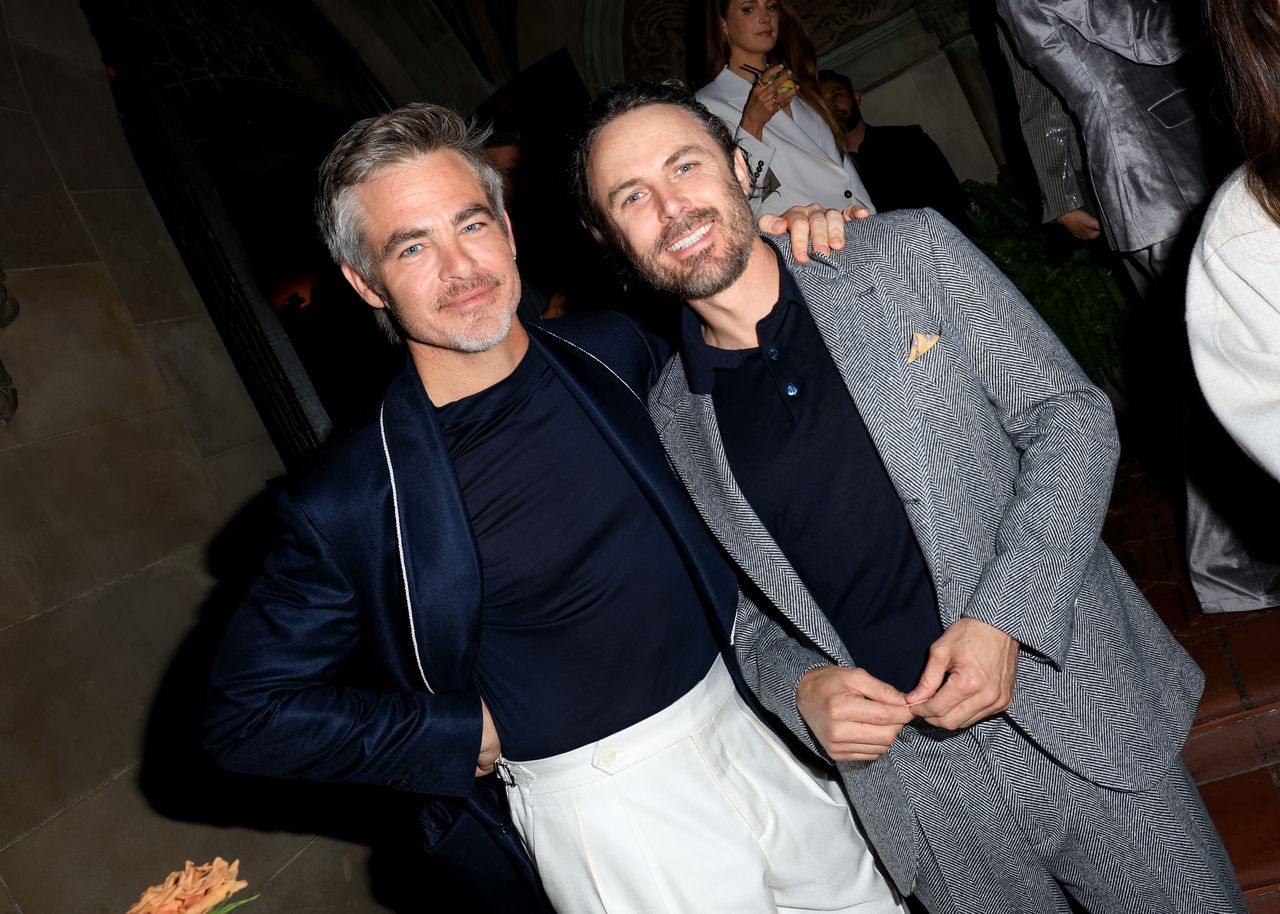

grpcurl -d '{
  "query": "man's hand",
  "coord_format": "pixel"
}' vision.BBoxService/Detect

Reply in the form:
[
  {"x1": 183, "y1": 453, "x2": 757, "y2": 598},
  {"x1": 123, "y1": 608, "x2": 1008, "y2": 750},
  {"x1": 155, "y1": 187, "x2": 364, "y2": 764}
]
[
  {"x1": 906, "y1": 618, "x2": 1018, "y2": 730},
  {"x1": 758, "y1": 203, "x2": 872, "y2": 264},
  {"x1": 475, "y1": 700, "x2": 501, "y2": 777},
  {"x1": 1055, "y1": 209, "x2": 1101, "y2": 241},
  {"x1": 795, "y1": 666, "x2": 914, "y2": 761}
]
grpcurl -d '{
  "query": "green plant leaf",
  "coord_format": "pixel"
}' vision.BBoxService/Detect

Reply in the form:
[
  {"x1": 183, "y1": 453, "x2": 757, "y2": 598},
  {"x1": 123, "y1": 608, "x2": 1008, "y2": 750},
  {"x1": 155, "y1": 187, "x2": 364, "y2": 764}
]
[
  {"x1": 960, "y1": 172, "x2": 1131, "y2": 398},
  {"x1": 208, "y1": 894, "x2": 260, "y2": 914}
]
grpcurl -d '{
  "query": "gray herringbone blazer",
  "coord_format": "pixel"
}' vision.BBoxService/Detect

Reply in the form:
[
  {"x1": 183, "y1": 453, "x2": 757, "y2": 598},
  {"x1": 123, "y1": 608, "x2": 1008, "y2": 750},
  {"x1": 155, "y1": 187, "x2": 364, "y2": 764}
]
[{"x1": 648, "y1": 209, "x2": 1203, "y2": 895}]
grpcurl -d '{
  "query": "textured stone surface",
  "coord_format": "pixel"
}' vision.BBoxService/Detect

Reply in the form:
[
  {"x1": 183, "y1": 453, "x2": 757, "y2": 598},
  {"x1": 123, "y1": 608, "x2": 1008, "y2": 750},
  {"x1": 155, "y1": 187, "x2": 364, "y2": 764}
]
[
  {"x1": 0, "y1": 264, "x2": 172, "y2": 447},
  {"x1": 256, "y1": 836, "x2": 390, "y2": 913},
  {"x1": 205, "y1": 437, "x2": 285, "y2": 530},
  {"x1": 934, "y1": 123, "x2": 999, "y2": 184},
  {"x1": 0, "y1": 407, "x2": 219, "y2": 624},
  {"x1": 0, "y1": 110, "x2": 96, "y2": 268},
  {"x1": 4, "y1": 0, "x2": 102, "y2": 65},
  {"x1": 912, "y1": 51, "x2": 977, "y2": 138},
  {"x1": 138, "y1": 315, "x2": 268, "y2": 459},
  {"x1": 1199, "y1": 767, "x2": 1280, "y2": 892},
  {"x1": 13, "y1": 42, "x2": 142, "y2": 191},
  {"x1": 74, "y1": 189, "x2": 206, "y2": 324},
  {"x1": 0, "y1": 771, "x2": 313, "y2": 914},
  {"x1": 0, "y1": 8, "x2": 28, "y2": 112},
  {"x1": 0, "y1": 550, "x2": 213, "y2": 846}
]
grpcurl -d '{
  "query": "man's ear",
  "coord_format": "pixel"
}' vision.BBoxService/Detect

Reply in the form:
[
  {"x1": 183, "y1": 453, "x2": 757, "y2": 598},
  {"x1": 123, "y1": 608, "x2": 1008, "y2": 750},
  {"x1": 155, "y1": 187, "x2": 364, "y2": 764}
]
[
  {"x1": 503, "y1": 211, "x2": 518, "y2": 259},
  {"x1": 854, "y1": 89, "x2": 863, "y2": 105},
  {"x1": 733, "y1": 147, "x2": 753, "y2": 196},
  {"x1": 340, "y1": 263, "x2": 387, "y2": 311}
]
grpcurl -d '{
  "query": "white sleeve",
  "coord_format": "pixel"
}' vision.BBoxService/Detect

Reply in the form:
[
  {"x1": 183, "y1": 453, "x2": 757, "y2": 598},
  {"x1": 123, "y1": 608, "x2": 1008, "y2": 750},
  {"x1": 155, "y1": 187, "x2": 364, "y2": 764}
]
[
  {"x1": 696, "y1": 88, "x2": 777, "y2": 217},
  {"x1": 1186, "y1": 195, "x2": 1280, "y2": 481}
]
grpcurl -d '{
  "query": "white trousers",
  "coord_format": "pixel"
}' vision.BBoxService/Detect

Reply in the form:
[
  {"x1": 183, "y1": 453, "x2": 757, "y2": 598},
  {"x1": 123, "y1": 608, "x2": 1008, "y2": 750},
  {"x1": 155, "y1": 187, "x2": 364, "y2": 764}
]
[{"x1": 501, "y1": 657, "x2": 904, "y2": 913}]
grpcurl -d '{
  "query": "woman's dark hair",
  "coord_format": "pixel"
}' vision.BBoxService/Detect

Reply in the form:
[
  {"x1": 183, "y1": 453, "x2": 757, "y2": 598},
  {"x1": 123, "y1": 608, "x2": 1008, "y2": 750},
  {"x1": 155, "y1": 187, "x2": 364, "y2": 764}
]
[
  {"x1": 1207, "y1": 0, "x2": 1280, "y2": 225},
  {"x1": 705, "y1": 0, "x2": 846, "y2": 155}
]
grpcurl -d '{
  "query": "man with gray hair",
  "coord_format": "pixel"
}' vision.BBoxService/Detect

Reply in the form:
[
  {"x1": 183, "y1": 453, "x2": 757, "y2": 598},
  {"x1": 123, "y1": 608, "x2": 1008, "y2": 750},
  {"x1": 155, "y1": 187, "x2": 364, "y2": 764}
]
[{"x1": 203, "y1": 102, "x2": 903, "y2": 913}]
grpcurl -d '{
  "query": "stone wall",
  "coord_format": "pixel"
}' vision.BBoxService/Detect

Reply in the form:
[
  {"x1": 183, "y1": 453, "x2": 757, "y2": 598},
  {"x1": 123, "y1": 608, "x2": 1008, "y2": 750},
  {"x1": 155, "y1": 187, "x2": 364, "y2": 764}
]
[
  {"x1": 821, "y1": 10, "x2": 1000, "y2": 184},
  {"x1": 0, "y1": 0, "x2": 388, "y2": 910}
]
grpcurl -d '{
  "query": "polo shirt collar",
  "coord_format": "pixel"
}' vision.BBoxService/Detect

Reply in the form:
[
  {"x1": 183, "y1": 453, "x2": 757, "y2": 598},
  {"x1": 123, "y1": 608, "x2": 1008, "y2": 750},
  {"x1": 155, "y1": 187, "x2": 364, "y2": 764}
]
[{"x1": 680, "y1": 246, "x2": 804, "y2": 394}]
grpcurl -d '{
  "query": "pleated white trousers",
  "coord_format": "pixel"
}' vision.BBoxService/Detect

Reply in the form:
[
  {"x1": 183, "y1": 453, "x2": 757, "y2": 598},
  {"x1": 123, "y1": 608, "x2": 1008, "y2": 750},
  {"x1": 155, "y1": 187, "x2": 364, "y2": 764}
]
[{"x1": 501, "y1": 657, "x2": 904, "y2": 914}]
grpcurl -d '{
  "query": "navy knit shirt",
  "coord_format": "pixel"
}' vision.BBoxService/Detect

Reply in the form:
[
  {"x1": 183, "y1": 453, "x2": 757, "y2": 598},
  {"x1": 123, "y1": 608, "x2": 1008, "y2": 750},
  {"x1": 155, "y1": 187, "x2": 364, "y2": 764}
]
[
  {"x1": 437, "y1": 343, "x2": 717, "y2": 761},
  {"x1": 680, "y1": 254, "x2": 940, "y2": 692}
]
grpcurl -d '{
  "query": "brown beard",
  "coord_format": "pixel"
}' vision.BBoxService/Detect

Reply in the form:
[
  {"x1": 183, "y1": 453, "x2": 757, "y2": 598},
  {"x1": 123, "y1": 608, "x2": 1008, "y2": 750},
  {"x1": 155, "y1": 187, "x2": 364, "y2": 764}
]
[{"x1": 625, "y1": 179, "x2": 756, "y2": 300}]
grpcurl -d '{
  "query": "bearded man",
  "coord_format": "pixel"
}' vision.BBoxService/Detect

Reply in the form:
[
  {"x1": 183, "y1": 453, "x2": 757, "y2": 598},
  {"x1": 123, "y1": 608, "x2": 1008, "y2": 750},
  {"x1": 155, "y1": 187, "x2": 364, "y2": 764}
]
[
  {"x1": 576, "y1": 79, "x2": 1246, "y2": 914},
  {"x1": 203, "y1": 101, "x2": 904, "y2": 914}
]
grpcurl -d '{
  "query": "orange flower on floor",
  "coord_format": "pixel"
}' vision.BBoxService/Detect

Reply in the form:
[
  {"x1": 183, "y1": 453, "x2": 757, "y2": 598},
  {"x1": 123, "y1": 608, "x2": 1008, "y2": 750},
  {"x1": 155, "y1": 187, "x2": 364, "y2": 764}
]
[{"x1": 125, "y1": 857, "x2": 253, "y2": 914}]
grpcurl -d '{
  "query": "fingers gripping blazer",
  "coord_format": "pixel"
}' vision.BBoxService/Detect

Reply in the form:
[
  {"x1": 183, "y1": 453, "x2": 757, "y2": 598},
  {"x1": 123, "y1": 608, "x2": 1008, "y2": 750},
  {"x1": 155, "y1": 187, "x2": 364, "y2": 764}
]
[{"x1": 647, "y1": 209, "x2": 1203, "y2": 895}]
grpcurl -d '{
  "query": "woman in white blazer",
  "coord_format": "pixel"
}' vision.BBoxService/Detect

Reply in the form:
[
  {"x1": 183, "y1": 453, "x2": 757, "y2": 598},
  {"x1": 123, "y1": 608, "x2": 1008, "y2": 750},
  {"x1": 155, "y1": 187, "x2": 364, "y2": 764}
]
[
  {"x1": 1186, "y1": 0, "x2": 1280, "y2": 482},
  {"x1": 697, "y1": 0, "x2": 874, "y2": 217}
]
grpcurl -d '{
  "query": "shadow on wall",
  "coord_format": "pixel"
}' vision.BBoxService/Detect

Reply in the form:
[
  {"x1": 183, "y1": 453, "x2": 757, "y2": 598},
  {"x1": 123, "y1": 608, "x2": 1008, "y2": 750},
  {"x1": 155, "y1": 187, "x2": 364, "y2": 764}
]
[{"x1": 135, "y1": 488, "x2": 484, "y2": 911}]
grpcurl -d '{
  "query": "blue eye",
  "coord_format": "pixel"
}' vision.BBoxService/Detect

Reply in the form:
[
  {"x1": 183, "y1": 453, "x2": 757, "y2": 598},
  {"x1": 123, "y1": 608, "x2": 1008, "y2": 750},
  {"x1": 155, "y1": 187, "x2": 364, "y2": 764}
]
[
  {"x1": 676, "y1": 163, "x2": 694, "y2": 175},
  {"x1": 400, "y1": 243, "x2": 422, "y2": 257},
  {"x1": 462, "y1": 222, "x2": 485, "y2": 233},
  {"x1": 623, "y1": 191, "x2": 643, "y2": 207}
]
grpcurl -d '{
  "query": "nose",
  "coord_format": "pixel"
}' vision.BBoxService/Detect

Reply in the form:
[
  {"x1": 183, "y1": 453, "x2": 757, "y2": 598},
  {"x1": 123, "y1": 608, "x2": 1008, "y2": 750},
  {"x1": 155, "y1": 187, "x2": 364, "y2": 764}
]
[
  {"x1": 653, "y1": 184, "x2": 690, "y2": 223},
  {"x1": 436, "y1": 236, "x2": 477, "y2": 280}
]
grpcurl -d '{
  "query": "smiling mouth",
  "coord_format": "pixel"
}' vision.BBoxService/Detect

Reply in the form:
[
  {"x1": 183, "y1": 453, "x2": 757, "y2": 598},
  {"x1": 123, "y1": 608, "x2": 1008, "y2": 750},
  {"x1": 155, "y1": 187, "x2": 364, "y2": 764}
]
[
  {"x1": 667, "y1": 223, "x2": 712, "y2": 252},
  {"x1": 442, "y1": 279, "x2": 500, "y2": 311}
]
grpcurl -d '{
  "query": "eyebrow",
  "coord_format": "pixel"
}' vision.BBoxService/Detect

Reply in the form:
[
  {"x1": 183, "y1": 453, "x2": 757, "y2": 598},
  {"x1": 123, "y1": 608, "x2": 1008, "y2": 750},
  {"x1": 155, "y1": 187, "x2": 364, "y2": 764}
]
[
  {"x1": 377, "y1": 202, "x2": 498, "y2": 260},
  {"x1": 604, "y1": 144, "x2": 702, "y2": 210}
]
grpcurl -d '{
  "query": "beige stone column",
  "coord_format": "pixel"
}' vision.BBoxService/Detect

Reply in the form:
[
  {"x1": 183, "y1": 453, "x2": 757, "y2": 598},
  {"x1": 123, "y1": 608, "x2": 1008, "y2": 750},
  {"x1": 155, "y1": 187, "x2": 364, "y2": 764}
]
[{"x1": 915, "y1": 0, "x2": 1008, "y2": 165}]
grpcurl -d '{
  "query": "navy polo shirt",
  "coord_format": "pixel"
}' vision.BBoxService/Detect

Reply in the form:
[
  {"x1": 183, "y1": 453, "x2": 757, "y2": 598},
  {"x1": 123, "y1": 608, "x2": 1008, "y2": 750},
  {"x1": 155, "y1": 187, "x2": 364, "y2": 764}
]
[
  {"x1": 680, "y1": 254, "x2": 940, "y2": 692},
  {"x1": 437, "y1": 343, "x2": 717, "y2": 761}
]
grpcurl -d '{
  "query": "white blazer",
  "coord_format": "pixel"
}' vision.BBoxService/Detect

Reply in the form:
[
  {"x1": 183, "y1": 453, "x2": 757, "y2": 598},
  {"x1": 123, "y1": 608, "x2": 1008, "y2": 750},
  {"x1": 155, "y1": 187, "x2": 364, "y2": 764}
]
[
  {"x1": 696, "y1": 66, "x2": 875, "y2": 217},
  {"x1": 1186, "y1": 166, "x2": 1280, "y2": 481}
]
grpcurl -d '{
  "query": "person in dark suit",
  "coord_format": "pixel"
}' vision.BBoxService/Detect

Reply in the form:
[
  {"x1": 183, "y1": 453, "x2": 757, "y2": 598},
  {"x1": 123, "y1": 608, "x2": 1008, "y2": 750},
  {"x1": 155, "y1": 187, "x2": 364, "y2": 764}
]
[
  {"x1": 816, "y1": 69, "x2": 970, "y2": 230},
  {"x1": 203, "y1": 102, "x2": 903, "y2": 914},
  {"x1": 576, "y1": 80, "x2": 1246, "y2": 914}
]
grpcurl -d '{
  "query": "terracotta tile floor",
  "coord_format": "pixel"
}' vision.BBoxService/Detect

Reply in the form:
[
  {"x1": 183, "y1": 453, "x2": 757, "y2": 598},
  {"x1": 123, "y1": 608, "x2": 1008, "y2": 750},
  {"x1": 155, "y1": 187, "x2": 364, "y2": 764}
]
[{"x1": 1102, "y1": 456, "x2": 1280, "y2": 910}]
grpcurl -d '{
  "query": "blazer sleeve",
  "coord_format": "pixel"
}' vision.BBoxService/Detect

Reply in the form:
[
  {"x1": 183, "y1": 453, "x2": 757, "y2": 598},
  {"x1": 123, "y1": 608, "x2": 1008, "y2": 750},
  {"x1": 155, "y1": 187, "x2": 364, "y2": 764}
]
[
  {"x1": 914, "y1": 209, "x2": 1120, "y2": 666},
  {"x1": 203, "y1": 490, "x2": 482, "y2": 799},
  {"x1": 730, "y1": 588, "x2": 835, "y2": 761},
  {"x1": 997, "y1": 26, "x2": 1089, "y2": 223}
]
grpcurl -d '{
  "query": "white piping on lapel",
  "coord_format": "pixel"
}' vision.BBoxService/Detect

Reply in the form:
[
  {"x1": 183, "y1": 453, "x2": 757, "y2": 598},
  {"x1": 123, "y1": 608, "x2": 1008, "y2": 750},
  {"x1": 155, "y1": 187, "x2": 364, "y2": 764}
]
[
  {"x1": 379, "y1": 402, "x2": 434, "y2": 694},
  {"x1": 533, "y1": 325, "x2": 644, "y2": 403}
]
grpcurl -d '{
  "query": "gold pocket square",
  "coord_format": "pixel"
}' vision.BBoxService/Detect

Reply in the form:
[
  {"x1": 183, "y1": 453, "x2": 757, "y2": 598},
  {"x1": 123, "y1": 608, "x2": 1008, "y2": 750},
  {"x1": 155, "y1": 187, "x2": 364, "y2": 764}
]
[{"x1": 907, "y1": 332, "x2": 940, "y2": 364}]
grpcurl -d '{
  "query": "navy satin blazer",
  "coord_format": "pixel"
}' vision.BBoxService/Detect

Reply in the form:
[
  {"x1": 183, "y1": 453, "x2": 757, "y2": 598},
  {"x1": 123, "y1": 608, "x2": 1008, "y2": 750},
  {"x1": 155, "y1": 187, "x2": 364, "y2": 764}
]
[{"x1": 203, "y1": 313, "x2": 740, "y2": 895}]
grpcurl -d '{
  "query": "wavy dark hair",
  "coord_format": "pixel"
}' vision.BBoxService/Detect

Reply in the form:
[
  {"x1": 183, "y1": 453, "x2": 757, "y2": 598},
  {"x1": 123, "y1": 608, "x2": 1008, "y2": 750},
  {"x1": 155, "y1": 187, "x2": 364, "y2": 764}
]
[
  {"x1": 1207, "y1": 0, "x2": 1280, "y2": 225},
  {"x1": 573, "y1": 80, "x2": 739, "y2": 249},
  {"x1": 705, "y1": 0, "x2": 845, "y2": 156}
]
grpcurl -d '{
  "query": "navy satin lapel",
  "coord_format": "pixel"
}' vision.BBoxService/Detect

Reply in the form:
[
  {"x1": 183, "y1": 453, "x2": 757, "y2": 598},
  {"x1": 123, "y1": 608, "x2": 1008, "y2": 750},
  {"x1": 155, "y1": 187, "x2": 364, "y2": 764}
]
[
  {"x1": 531, "y1": 331, "x2": 739, "y2": 634},
  {"x1": 379, "y1": 363, "x2": 482, "y2": 690}
]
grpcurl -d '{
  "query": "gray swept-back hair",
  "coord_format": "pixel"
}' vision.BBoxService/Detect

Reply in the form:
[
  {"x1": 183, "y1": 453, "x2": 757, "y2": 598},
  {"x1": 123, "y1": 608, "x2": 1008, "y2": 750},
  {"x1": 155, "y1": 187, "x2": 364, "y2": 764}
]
[{"x1": 316, "y1": 103, "x2": 506, "y2": 340}]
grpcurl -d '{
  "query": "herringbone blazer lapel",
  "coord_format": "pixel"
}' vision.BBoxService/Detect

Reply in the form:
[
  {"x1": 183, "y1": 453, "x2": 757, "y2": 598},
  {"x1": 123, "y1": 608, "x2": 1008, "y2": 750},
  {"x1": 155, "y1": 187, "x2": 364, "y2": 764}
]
[
  {"x1": 788, "y1": 249, "x2": 950, "y2": 604},
  {"x1": 649, "y1": 324, "x2": 921, "y2": 895},
  {"x1": 652, "y1": 359, "x2": 852, "y2": 667}
]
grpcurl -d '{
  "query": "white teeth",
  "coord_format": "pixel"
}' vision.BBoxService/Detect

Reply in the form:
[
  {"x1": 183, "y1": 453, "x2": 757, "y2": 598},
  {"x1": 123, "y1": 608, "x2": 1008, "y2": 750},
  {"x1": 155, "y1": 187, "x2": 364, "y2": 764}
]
[{"x1": 668, "y1": 223, "x2": 711, "y2": 252}]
